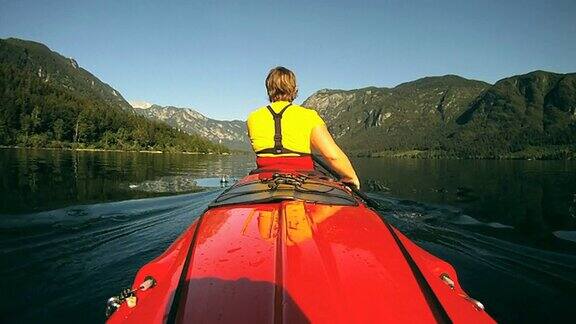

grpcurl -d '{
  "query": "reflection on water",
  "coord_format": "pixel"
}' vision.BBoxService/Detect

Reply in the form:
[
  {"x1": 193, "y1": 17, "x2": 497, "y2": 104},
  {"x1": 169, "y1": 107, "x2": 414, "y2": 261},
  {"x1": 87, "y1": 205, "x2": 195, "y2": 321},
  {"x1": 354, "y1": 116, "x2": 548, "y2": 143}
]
[
  {"x1": 128, "y1": 175, "x2": 238, "y2": 193},
  {"x1": 1, "y1": 149, "x2": 575, "y2": 323},
  {"x1": 126, "y1": 175, "x2": 200, "y2": 193},
  {"x1": 0, "y1": 149, "x2": 254, "y2": 213},
  {"x1": 354, "y1": 157, "x2": 576, "y2": 246}
]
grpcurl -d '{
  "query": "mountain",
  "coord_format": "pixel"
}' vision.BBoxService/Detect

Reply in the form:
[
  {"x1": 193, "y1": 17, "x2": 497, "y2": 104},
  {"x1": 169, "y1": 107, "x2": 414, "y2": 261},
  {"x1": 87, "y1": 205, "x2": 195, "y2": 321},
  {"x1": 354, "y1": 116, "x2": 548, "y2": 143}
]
[
  {"x1": 303, "y1": 72, "x2": 576, "y2": 158},
  {"x1": 132, "y1": 104, "x2": 250, "y2": 150},
  {"x1": 303, "y1": 75, "x2": 490, "y2": 152},
  {"x1": 0, "y1": 38, "x2": 228, "y2": 153},
  {"x1": 451, "y1": 71, "x2": 576, "y2": 157},
  {"x1": 0, "y1": 38, "x2": 132, "y2": 111},
  {"x1": 129, "y1": 100, "x2": 153, "y2": 109}
]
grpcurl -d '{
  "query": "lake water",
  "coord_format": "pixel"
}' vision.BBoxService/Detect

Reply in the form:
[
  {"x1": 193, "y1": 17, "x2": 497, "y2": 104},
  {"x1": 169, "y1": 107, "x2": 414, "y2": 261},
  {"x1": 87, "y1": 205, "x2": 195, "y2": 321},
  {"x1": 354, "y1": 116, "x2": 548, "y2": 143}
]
[{"x1": 1, "y1": 148, "x2": 575, "y2": 323}]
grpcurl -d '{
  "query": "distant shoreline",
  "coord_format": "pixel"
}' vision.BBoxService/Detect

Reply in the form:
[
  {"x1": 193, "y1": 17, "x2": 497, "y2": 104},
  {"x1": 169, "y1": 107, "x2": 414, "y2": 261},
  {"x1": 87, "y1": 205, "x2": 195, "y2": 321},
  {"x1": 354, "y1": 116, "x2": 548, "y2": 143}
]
[
  {"x1": 353, "y1": 146, "x2": 576, "y2": 160},
  {"x1": 3, "y1": 145, "x2": 573, "y2": 160},
  {"x1": 0, "y1": 146, "x2": 232, "y2": 155}
]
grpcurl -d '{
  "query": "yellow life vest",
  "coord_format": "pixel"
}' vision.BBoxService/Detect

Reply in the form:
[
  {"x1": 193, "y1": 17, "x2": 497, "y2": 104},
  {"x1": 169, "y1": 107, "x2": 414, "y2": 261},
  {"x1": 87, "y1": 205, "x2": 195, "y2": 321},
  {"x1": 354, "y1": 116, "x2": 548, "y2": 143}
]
[{"x1": 247, "y1": 101, "x2": 325, "y2": 156}]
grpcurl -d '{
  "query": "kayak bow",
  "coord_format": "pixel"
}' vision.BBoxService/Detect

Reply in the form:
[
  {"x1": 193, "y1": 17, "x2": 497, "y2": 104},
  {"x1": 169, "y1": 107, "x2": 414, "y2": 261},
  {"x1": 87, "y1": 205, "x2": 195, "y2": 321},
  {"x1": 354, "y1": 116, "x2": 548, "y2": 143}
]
[{"x1": 106, "y1": 169, "x2": 495, "y2": 324}]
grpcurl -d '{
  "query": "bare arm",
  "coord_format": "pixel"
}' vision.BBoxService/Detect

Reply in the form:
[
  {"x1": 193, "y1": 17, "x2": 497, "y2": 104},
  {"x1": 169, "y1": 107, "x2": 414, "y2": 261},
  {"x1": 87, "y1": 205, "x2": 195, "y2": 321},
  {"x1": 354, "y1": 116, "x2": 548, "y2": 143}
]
[{"x1": 311, "y1": 125, "x2": 360, "y2": 189}]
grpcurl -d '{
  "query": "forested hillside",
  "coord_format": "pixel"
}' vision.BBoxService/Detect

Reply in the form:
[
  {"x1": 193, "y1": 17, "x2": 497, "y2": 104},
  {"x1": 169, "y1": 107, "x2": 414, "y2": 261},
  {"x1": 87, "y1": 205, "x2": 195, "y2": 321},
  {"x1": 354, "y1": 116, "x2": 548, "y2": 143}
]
[
  {"x1": 304, "y1": 72, "x2": 576, "y2": 159},
  {"x1": 0, "y1": 38, "x2": 228, "y2": 153},
  {"x1": 133, "y1": 104, "x2": 250, "y2": 150},
  {"x1": 449, "y1": 71, "x2": 576, "y2": 158}
]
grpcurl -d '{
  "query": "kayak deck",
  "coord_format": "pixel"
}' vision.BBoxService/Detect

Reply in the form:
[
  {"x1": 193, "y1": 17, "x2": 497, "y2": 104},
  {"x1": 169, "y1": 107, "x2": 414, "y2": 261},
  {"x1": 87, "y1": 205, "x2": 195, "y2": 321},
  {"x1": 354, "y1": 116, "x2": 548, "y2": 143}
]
[
  {"x1": 179, "y1": 200, "x2": 440, "y2": 323},
  {"x1": 107, "y1": 173, "x2": 494, "y2": 323}
]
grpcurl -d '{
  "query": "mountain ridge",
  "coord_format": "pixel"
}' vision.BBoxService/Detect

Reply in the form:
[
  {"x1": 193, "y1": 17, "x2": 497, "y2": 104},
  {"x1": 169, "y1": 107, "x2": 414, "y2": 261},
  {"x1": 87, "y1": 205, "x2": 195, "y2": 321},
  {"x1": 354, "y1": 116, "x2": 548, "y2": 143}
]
[
  {"x1": 303, "y1": 71, "x2": 575, "y2": 158},
  {"x1": 132, "y1": 103, "x2": 250, "y2": 150}
]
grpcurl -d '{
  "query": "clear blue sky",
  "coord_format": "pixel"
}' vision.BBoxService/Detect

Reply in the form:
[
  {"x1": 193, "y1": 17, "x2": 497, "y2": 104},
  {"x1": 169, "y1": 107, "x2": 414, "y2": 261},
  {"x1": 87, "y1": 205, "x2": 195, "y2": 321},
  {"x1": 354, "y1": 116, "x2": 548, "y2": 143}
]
[{"x1": 1, "y1": 0, "x2": 575, "y2": 120}]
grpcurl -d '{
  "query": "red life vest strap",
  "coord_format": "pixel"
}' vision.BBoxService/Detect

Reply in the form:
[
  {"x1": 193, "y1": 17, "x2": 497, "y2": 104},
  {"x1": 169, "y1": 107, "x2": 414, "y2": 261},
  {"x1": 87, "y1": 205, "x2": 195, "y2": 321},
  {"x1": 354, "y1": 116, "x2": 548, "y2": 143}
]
[{"x1": 255, "y1": 156, "x2": 314, "y2": 172}]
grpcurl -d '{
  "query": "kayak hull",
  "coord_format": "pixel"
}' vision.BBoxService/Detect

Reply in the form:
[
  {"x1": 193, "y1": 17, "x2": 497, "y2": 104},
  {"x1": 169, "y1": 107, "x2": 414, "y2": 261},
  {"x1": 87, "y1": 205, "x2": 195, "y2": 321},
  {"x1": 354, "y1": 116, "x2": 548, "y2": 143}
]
[{"x1": 107, "y1": 174, "x2": 494, "y2": 323}]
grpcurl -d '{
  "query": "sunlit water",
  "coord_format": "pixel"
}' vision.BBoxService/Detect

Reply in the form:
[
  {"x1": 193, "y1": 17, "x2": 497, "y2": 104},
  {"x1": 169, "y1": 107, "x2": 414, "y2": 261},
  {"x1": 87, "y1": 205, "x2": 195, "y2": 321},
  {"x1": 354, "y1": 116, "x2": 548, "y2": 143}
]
[{"x1": 0, "y1": 149, "x2": 575, "y2": 323}]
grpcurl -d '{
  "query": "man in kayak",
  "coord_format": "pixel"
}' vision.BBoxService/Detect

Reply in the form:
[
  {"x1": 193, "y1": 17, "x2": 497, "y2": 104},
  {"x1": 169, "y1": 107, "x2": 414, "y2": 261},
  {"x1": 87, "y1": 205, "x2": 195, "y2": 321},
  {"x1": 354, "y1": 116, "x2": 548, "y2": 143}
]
[{"x1": 247, "y1": 66, "x2": 360, "y2": 189}]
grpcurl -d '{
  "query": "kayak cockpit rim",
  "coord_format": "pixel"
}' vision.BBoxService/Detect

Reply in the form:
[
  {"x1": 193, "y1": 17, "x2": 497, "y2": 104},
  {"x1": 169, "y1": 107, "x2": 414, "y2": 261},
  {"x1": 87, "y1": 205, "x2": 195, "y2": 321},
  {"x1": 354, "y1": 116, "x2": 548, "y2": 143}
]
[{"x1": 209, "y1": 172, "x2": 359, "y2": 207}]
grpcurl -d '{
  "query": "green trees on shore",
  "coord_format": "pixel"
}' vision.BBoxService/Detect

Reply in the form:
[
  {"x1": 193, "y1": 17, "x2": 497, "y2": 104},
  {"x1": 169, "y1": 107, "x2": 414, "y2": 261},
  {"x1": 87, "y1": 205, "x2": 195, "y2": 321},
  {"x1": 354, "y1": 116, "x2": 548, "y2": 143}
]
[{"x1": 0, "y1": 58, "x2": 228, "y2": 153}]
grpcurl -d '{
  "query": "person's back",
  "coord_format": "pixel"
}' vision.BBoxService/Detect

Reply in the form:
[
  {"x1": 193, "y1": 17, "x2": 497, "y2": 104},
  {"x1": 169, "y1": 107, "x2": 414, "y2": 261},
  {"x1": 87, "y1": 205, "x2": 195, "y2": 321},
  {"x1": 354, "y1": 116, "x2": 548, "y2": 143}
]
[
  {"x1": 247, "y1": 101, "x2": 323, "y2": 156},
  {"x1": 246, "y1": 66, "x2": 360, "y2": 189}
]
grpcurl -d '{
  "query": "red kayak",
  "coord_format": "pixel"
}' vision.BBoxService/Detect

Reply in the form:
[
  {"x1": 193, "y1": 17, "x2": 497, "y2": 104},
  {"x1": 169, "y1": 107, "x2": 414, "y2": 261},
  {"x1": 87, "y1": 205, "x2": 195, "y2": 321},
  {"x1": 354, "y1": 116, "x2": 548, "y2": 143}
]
[{"x1": 106, "y1": 170, "x2": 495, "y2": 323}]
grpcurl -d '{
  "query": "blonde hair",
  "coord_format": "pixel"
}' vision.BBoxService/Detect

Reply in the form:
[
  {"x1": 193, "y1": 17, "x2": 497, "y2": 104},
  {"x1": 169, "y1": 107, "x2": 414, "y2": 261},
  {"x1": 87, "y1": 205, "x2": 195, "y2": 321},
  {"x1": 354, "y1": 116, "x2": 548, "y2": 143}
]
[{"x1": 266, "y1": 66, "x2": 298, "y2": 102}]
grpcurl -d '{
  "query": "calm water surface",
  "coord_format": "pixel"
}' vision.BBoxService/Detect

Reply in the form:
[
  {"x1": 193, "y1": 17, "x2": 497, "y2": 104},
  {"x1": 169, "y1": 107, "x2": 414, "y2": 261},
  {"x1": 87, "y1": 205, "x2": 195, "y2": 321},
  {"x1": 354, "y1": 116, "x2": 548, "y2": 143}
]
[{"x1": 1, "y1": 149, "x2": 575, "y2": 323}]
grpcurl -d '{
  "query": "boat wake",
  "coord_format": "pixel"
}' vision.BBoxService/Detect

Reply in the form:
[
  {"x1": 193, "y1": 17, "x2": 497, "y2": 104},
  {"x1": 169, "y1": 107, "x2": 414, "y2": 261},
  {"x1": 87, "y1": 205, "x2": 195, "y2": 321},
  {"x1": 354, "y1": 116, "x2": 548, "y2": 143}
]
[
  {"x1": 369, "y1": 193, "x2": 576, "y2": 323},
  {"x1": 0, "y1": 190, "x2": 221, "y2": 323}
]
